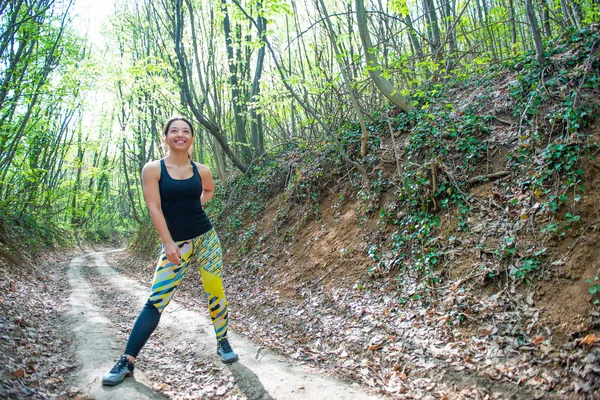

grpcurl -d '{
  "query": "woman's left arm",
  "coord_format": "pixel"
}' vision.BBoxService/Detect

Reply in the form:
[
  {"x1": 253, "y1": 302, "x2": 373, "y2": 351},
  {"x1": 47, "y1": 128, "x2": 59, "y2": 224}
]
[{"x1": 197, "y1": 163, "x2": 215, "y2": 205}]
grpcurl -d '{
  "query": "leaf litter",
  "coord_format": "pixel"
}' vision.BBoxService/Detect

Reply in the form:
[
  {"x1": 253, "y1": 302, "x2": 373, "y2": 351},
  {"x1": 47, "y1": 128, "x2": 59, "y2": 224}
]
[
  {"x1": 109, "y1": 234, "x2": 600, "y2": 399},
  {"x1": 0, "y1": 254, "x2": 77, "y2": 399}
]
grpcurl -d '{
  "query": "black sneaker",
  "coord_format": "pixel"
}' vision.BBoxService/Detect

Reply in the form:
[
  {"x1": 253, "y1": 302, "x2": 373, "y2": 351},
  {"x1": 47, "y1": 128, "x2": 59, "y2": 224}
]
[
  {"x1": 217, "y1": 338, "x2": 239, "y2": 364},
  {"x1": 102, "y1": 355, "x2": 134, "y2": 386}
]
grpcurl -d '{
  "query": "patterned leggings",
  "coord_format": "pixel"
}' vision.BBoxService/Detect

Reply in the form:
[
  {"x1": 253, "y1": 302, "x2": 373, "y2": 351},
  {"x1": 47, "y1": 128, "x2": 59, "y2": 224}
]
[{"x1": 124, "y1": 228, "x2": 229, "y2": 358}]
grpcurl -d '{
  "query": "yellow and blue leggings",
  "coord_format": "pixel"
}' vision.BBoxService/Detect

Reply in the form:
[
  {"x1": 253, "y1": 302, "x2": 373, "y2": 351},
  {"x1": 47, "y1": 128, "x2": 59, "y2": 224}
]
[{"x1": 125, "y1": 228, "x2": 229, "y2": 358}]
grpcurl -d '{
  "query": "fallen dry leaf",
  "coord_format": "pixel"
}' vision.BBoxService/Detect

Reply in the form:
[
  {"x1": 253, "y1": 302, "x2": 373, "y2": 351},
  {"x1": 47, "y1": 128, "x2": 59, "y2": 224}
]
[
  {"x1": 532, "y1": 336, "x2": 544, "y2": 345},
  {"x1": 581, "y1": 334, "x2": 600, "y2": 346},
  {"x1": 11, "y1": 368, "x2": 25, "y2": 378}
]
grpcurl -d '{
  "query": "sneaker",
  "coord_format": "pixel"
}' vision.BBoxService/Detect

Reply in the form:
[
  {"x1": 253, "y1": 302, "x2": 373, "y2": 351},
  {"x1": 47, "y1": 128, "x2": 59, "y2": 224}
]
[
  {"x1": 102, "y1": 355, "x2": 134, "y2": 386},
  {"x1": 217, "y1": 338, "x2": 239, "y2": 364}
]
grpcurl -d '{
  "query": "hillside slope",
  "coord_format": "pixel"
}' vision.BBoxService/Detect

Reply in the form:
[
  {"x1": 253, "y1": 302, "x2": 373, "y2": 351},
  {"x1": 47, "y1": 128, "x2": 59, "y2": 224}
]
[{"x1": 109, "y1": 25, "x2": 600, "y2": 398}]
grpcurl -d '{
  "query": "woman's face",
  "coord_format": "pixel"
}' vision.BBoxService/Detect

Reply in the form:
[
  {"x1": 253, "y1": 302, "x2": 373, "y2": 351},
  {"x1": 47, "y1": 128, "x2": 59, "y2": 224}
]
[{"x1": 165, "y1": 120, "x2": 194, "y2": 151}]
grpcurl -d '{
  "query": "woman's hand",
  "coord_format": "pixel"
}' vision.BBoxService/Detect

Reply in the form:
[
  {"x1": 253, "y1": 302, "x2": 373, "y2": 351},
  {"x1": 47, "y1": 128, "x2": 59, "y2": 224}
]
[{"x1": 164, "y1": 241, "x2": 181, "y2": 265}]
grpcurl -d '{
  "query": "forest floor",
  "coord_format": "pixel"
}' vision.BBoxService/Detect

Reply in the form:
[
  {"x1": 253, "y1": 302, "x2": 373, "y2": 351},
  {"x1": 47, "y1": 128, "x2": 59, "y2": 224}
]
[
  {"x1": 3, "y1": 246, "x2": 588, "y2": 400},
  {"x1": 0, "y1": 249, "x2": 381, "y2": 399},
  {"x1": 2, "y1": 129, "x2": 600, "y2": 399},
  {"x1": 2, "y1": 183, "x2": 599, "y2": 399}
]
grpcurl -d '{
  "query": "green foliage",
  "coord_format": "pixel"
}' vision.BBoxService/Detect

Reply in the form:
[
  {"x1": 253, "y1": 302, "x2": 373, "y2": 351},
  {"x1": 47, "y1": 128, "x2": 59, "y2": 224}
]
[
  {"x1": 510, "y1": 249, "x2": 546, "y2": 280},
  {"x1": 0, "y1": 205, "x2": 73, "y2": 261},
  {"x1": 362, "y1": 27, "x2": 600, "y2": 290},
  {"x1": 587, "y1": 277, "x2": 600, "y2": 305},
  {"x1": 208, "y1": 153, "x2": 291, "y2": 250},
  {"x1": 502, "y1": 28, "x2": 600, "y2": 244},
  {"x1": 361, "y1": 81, "x2": 493, "y2": 282}
]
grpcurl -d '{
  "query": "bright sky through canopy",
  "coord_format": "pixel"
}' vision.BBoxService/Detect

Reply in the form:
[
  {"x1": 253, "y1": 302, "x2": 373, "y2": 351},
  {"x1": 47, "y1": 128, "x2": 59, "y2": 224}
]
[
  {"x1": 71, "y1": 0, "x2": 115, "y2": 47},
  {"x1": 70, "y1": 0, "x2": 121, "y2": 142}
]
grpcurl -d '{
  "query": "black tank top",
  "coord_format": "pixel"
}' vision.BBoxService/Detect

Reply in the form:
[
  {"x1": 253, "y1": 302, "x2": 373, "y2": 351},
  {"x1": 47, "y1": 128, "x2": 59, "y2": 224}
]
[{"x1": 158, "y1": 159, "x2": 213, "y2": 241}]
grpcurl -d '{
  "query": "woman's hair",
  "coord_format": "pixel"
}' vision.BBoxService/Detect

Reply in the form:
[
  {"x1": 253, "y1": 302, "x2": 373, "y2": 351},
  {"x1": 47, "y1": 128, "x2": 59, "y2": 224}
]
[{"x1": 163, "y1": 116, "x2": 195, "y2": 137}]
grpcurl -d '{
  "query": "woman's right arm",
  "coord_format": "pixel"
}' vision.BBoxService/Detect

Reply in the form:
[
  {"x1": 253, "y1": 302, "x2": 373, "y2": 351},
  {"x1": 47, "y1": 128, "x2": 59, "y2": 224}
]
[{"x1": 142, "y1": 162, "x2": 181, "y2": 265}]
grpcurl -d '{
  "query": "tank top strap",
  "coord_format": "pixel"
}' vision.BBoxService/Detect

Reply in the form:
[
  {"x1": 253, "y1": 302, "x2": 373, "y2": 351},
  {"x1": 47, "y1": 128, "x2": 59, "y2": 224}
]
[
  {"x1": 159, "y1": 159, "x2": 168, "y2": 181},
  {"x1": 190, "y1": 160, "x2": 198, "y2": 175}
]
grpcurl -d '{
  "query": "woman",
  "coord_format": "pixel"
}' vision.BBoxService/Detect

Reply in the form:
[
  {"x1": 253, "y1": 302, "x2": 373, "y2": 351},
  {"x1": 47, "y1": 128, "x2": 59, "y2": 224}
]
[{"x1": 102, "y1": 116, "x2": 238, "y2": 386}]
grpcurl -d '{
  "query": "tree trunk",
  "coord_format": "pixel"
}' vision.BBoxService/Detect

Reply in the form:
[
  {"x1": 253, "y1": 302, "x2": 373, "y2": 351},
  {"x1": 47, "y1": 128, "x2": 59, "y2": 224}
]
[
  {"x1": 121, "y1": 138, "x2": 142, "y2": 224},
  {"x1": 71, "y1": 121, "x2": 85, "y2": 226},
  {"x1": 423, "y1": 0, "x2": 441, "y2": 59},
  {"x1": 509, "y1": 0, "x2": 517, "y2": 46},
  {"x1": 444, "y1": 0, "x2": 457, "y2": 75},
  {"x1": 569, "y1": 0, "x2": 582, "y2": 28},
  {"x1": 250, "y1": 1, "x2": 266, "y2": 159},
  {"x1": 221, "y1": 0, "x2": 250, "y2": 163},
  {"x1": 404, "y1": 13, "x2": 426, "y2": 78},
  {"x1": 525, "y1": 0, "x2": 546, "y2": 65},
  {"x1": 354, "y1": 0, "x2": 413, "y2": 112},
  {"x1": 209, "y1": 134, "x2": 228, "y2": 189},
  {"x1": 539, "y1": 0, "x2": 551, "y2": 37},
  {"x1": 559, "y1": 0, "x2": 576, "y2": 29},
  {"x1": 317, "y1": 0, "x2": 370, "y2": 158}
]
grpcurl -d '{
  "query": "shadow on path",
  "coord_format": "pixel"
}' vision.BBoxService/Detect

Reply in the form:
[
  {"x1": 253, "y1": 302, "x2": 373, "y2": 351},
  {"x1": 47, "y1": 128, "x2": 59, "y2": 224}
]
[{"x1": 227, "y1": 361, "x2": 273, "y2": 400}]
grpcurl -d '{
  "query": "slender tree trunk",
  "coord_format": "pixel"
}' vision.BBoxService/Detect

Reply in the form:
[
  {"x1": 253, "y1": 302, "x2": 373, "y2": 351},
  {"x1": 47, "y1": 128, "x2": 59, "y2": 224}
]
[
  {"x1": 354, "y1": 0, "x2": 413, "y2": 112},
  {"x1": 347, "y1": 2, "x2": 358, "y2": 80},
  {"x1": 559, "y1": 0, "x2": 576, "y2": 29},
  {"x1": 423, "y1": 0, "x2": 441, "y2": 59},
  {"x1": 509, "y1": 0, "x2": 517, "y2": 46},
  {"x1": 71, "y1": 121, "x2": 85, "y2": 226},
  {"x1": 539, "y1": 0, "x2": 551, "y2": 37},
  {"x1": 121, "y1": 138, "x2": 142, "y2": 224},
  {"x1": 209, "y1": 135, "x2": 227, "y2": 188},
  {"x1": 250, "y1": 1, "x2": 266, "y2": 158},
  {"x1": 221, "y1": 0, "x2": 250, "y2": 162},
  {"x1": 444, "y1": 0, "x2": 457, "y2": 75},
  {"x1": 404, "y1": 13, "x2": 426, "y2": 78},
  {"x1": 525, "y1": 0, "x2": 546, "y2": 64},
  {"x1": 317, "y1": 0, "x2": 370, "y2": 158},
  {"x1": 570, "y1": 1, "x2": 582, "y2": 28}
]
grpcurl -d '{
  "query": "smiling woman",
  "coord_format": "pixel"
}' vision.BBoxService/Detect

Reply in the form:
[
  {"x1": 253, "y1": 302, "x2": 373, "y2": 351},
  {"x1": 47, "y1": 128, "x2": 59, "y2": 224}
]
[
  {"x1": 164, "y1": 118, "x2": 195, "y2": 160},
  {"x1": 101, "y1": 116, "x2": 239, "y2": 386}
]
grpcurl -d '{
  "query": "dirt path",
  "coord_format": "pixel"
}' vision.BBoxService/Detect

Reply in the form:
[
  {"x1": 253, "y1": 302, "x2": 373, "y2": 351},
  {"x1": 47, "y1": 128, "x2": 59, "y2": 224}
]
[{"x1": 66, "y1": 249, "x2": 380, "y2": 399}]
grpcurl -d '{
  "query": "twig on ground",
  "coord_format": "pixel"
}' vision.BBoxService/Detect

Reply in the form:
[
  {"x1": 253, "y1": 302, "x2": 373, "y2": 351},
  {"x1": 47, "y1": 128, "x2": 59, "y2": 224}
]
[
  {"x1": 493, "y1": 116, "x2": 513, "y2": 125},
  {"x1": 17, "y1": 378, "x2": 49, "y2": 400},
  {"x1": 439, "y1": 163, "x2": 471, "y2": 203},
  {"x1": 385, "y1": 113, "x2": 404, "y2": 182},
  {"x1": 427, "y1": 272, "x2": 485, "y2": 291},
  {"x1": 568, "y1": 219, "x2": 600, "y2": 256},
  {"x1": 467, "y1": 171, "x2": 510, "y2": 185}
]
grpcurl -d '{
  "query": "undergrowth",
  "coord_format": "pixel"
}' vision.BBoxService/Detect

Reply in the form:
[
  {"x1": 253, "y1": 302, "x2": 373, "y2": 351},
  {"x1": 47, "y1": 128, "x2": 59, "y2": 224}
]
[
  {"x1": 0, "y1": 205, "x2": 72, "y2": 264},
  {"x1": 366, "y1": 26, "x2": 599, "y2": 293},
  {"x1": 206, "y1": 25, "x2": 600, "y2": 300},
  {"x1": 0, "y1": 204, "x2": 133, "y2": 266}
]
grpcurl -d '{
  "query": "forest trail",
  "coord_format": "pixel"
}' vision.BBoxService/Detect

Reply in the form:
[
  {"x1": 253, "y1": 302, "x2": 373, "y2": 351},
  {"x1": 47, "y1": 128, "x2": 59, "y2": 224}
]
[{"x1": 66, "y1": 249, "x2": 380, "y2": 399}]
